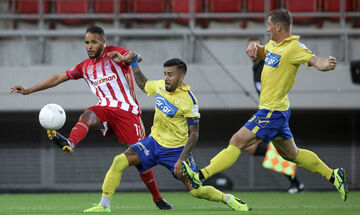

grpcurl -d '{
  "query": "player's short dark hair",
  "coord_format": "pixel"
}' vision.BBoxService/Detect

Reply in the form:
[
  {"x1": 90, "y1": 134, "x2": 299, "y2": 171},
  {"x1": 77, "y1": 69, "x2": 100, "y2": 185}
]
[
  {"x1": 86, "y1": 26, "x2": 105, "y2": 38},
  {"x1": 164, "y1": 58, "x2": 187, "y2": 75},
  {"x1": 268, "y1": 8, "x2": 292, "y2": 32}
]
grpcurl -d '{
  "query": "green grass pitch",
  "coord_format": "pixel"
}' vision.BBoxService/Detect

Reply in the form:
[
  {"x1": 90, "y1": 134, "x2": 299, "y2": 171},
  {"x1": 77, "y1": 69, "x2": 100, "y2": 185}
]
[{"x1": 0, "y1": 191, "x2": 359, "y2": 215}]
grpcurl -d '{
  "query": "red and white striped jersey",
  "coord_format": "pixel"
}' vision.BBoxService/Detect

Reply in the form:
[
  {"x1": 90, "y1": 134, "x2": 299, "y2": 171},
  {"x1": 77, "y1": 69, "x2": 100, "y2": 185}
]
[{"x1": 66, "y1": 46, "x2": 140, "y2": 115}]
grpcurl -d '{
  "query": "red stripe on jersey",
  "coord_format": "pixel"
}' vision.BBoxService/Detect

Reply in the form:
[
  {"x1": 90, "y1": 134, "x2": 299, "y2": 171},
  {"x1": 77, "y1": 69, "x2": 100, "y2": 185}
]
[
  {"x1": 95, "y1": 63, "x2": 110, "y2": 106},
  {"x1": 101, "y1": 59, "x2": 118, "y2": 102},
  {"x1": 108, "y1": 60, "x2": 132, "y2": 109}
]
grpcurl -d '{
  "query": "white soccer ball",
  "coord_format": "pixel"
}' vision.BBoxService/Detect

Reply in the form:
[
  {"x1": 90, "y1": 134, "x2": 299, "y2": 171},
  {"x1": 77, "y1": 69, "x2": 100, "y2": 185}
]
[{"x1": 39, "y1": 103, "x2": 66, "y2": 130}]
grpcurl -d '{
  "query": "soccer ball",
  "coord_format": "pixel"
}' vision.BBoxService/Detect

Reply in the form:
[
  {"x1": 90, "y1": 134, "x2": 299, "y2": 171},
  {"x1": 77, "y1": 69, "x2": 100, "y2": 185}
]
[{"x1": 39, "y1": 103, "x2": 66, "y2": 130}]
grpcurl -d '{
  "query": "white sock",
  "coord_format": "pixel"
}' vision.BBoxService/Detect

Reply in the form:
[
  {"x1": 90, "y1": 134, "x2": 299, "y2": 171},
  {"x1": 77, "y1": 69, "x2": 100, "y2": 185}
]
[
  {"x1": 224, "y1": 194, "x2": 231, "y2": 204},
  {"x1": 100, "y1": 196, "x2": 111, "y2": 209}
]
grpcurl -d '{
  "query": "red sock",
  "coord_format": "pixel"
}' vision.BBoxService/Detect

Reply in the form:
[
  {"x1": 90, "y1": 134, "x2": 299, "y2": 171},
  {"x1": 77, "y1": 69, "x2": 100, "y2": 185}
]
[
  {"x1": 68, "y1": 120, "x2": 89, "y2": 147},
  {"x1": 139, "y1": 169, "x2": 162, "y2": 202}
]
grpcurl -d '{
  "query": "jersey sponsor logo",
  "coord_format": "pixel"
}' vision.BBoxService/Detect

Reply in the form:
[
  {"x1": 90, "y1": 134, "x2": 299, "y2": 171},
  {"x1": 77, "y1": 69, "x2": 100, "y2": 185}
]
[
  {"x1": 265, "y1": 51, "x2": 281, "y2": 68},
  {"x1": 155, "y1": 93, "x2": 178, "y2": 118},
  {"x1": 91, "y1": 74, "x2": 117, "y2": 87},
  {"x1": 256, "y1": 117, "x2": 270, "y2": 128},
  {"x1": 104, "y1": 60, "x2": 111, "y2": 71}
]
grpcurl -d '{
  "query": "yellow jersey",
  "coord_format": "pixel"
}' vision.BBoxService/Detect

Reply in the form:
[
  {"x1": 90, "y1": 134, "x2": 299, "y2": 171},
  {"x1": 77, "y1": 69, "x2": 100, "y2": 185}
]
[
  {"x1": 144, "y1": 80, "x2": 200, "y2": 148},
  {"x1": 259, "y1": 35, "x2": 315, "y2": 111}
]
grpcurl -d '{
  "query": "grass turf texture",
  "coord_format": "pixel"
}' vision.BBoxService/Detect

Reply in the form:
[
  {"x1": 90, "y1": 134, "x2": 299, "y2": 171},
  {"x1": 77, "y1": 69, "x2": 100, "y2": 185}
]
[{"x1": 0, "y1": 191, "x2": 359, "y2": 215}]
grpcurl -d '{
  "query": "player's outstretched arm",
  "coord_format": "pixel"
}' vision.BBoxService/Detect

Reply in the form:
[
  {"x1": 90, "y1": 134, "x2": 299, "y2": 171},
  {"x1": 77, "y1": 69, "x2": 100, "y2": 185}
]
[
  {"x1": 308, "y1": 56, "x2": 337, "y2": 72},
  {"x1": 174, "y1": 122, "x2": 199, "y2": 179},
  {"x1": 10, "y1": 72, "x2": 69, "y2": 95},
  {"x1": 130, "y1": 54, "x2": 148, "y2": 93}
]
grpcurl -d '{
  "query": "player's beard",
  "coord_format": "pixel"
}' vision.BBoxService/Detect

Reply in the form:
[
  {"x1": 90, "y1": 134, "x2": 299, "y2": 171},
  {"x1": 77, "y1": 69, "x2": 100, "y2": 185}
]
[
  {"x1": 165, "y1": 79, "x2": 180, "y2": 92},
  {"x1": 88, "y1": 46, "x2": 104, "y2": 59}
]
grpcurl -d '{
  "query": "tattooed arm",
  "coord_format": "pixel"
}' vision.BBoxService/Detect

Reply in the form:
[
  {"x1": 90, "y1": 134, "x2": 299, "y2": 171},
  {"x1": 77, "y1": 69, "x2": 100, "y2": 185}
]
[
  {"x1": 173, "y1": 122, "x2": 199, "y2": 179},
  {"x1": 131, "y1": 66, "x2": 148, "y2": 93}
]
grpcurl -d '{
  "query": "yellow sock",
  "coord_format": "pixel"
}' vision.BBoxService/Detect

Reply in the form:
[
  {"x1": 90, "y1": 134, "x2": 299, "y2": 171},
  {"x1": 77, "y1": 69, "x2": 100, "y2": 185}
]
[
  {"x1": 201, "y1": 144, "x2": 241, "y2": 179},
  {"x1": 294, "y1": 149, "x2": 333, "y2": 180},
  {"x1": 102, "y1": 154, "x2": 129, "y2": 199},
  {"x1": 189, "y1": 186, "x2": 225, "y2": 202}
]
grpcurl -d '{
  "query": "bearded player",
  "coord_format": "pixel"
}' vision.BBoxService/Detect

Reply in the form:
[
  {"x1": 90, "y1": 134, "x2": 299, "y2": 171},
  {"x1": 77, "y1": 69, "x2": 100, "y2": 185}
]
[{"x1": 10, "y1": 25, "x2": 172, "y2": 210}]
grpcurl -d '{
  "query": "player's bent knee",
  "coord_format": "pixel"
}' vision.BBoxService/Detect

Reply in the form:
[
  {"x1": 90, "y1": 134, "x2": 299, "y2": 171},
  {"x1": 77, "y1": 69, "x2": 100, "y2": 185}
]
[
  {"x1": 189, "y1": 187, "x2": 206, "y2": 199},
  {"x1": 79, "y1": 109, "x2": 102, "y2": 129}
]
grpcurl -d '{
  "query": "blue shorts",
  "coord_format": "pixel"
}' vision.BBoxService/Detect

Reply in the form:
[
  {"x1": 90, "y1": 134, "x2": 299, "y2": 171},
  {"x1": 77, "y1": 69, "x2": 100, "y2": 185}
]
[
  {"x1": 244, "y1": 109, "x2": 293, "y2": 144},
  {"x1": 130, "y1": 136, "x2": 198, "y2": 177}
]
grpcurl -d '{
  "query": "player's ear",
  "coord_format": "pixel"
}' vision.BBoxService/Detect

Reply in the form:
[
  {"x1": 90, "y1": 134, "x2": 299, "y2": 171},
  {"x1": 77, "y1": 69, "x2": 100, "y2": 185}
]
[{"x1": 179, "y1": 72, "x2": 185, "y2": 82}]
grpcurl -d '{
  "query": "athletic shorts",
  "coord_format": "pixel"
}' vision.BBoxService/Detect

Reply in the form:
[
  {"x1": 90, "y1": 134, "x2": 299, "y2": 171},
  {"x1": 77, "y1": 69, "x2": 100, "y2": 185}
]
[
  {"x1": 130, "y1": 136, "x2": 198, "y2": 176},
  {"x1": 88, "y1": 106, "x2": 144, "y2": 145},
  {"x1": 244, "y1": 108, "x2": 293, "y2": 144}
]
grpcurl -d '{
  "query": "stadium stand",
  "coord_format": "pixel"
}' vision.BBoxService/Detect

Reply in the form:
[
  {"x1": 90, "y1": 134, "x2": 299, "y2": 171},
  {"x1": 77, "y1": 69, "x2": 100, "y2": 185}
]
[
  {"x1": 208, "y1": 0, "x2": 242, "y2": 21},
  {"x1": 93, "y1": 0, "x2": 127, "y2": 22},
  {"x1": 245, "y1": 0, "x2": 279, "y2": 21},
  {"x1": 322, "y1": 0, "x2": 359, "y2": 27},
  {"x1": 129, "y1": 0, "x2": 167, "y2": 28},
  {"x1": 55, "y1": 0, "x2": 89, "y2": 24},
  {"x1": 12, "y1": 0, "x2": 51, "y2": 28},
  {"x1": 284, "y1": 0, "x2": 321, "y2": 26},
  {"x1": 170, "y1": 0, "x2": 205, "y2": 26}
]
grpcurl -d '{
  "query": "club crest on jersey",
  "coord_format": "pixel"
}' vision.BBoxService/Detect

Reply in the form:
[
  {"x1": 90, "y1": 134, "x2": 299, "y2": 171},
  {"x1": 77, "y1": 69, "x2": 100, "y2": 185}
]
[
  {"x1": 104, "y1": 60, "x2": 111, "y2": 71},
  {"x1": 92, "y1": 74, "x2": 117, "y2": 87},
  {"x1": 155, "y1": 93, "x2": 178, "y2": 118},
  {"x1": 265, "y1": 51, "x2": 281, "y2": 68}
]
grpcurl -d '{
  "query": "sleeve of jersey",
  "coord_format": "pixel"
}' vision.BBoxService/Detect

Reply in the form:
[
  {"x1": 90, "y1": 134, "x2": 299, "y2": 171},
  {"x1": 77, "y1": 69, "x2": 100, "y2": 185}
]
[
  {"x1": 66, "y1": 63, "x2": 83, "y2": 80},
  {"x1": 114, "y1": 46, "x2": 129, "y2": 56},
  {"x1": 184, "y1": 91, "x2": 200, "y2": 119},
  {"x1": 144, "y1": 80, "x2": 162, "y2": 96},
  {"x1": 112, "y1": 46, "x2": 130, "y2": 69},
  {"x1": 290, "y1": 42, "x2": 315, "y2": 66}
]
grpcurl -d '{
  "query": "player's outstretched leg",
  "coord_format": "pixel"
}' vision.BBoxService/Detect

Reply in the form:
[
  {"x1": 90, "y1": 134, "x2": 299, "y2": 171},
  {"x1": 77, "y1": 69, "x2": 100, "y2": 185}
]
[
  {"x1": 332, "y1": 168, "x2": 348, "y2": 201},
  {"x1": 181, "y1": 161, "x2": 203, "y2": 189},
  {"x1": 225, "y1": 194, "x2": 249, "y2": 211},
  {"x1": 47, "y1": 130, "x2": 74, "y2": 154},
  {"x1": 83, "y1": 203, "x2": 111, "y2": 213}
]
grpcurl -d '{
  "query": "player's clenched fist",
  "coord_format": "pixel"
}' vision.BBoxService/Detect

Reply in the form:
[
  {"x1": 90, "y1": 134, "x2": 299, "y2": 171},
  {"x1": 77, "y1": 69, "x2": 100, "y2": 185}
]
[
  {"x1": 246, "y1": 41, "x2": 258, "y2": 58},
  {"x1": 107, "y1": 50, "x2": 137, "y2": 63}
]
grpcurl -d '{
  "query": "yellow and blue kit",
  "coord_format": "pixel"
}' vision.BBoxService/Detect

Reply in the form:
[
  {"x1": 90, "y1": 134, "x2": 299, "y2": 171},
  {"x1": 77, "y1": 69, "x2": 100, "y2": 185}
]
[
  {"x1": 245, "y1": 35, "x2": 315, "y2": 143},
  {"x1": 130, "y1": 80, "x2": 200, "y2": 175}
]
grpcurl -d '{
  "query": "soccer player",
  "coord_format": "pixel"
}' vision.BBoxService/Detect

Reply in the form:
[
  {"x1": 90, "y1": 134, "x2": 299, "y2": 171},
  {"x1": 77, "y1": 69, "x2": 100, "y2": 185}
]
[
  {"x1": 182, "y1": 9, "x2": 348, "y2": 201},
  {"x1": 245, "y1": 38, "x2": 304, "y2": 194},
  {"x1": 9, "y1": 25, "x2": 172, "y2": 210},
  {"x1": 83, "y1": 57, "x2": 249, "y2": 212}
]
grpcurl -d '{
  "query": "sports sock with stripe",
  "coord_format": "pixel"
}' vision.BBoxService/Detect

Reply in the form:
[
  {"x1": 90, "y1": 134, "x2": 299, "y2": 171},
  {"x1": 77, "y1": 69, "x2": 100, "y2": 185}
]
[
  {"x1": 139, "y1": 169, "x2": 162, "y2": 202},
  {"x1": 68, "y1": 120, "x2": 89, "y2": 147}
]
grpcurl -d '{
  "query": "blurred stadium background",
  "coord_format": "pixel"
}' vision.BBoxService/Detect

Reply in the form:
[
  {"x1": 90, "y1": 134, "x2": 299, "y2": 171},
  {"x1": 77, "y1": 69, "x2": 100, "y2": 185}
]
[{"x1": 0, "y1": 0, "x2": 359, "y2": 193}]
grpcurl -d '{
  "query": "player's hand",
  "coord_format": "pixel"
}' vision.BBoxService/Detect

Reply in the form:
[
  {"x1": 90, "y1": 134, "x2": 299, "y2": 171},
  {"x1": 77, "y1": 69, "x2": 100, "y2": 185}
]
[
  {"x1": 327, "y1": 56, "x2": 337, "y2": 70},
  {"x1": 125, "y1": 51, "x2": 137, "y2": 62},
  {"x1": 10, "y1": 85, "x2": 29, "y2": 95},
  {"x1": 107, "y1": 51, "x2": 127, "y2": 63},
  {"x1": 246, "y1": 41, "x2": 258, "y2": 58},
  {"x1": 174, "y1": 160, "x2": 183, "y2": 179}
]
